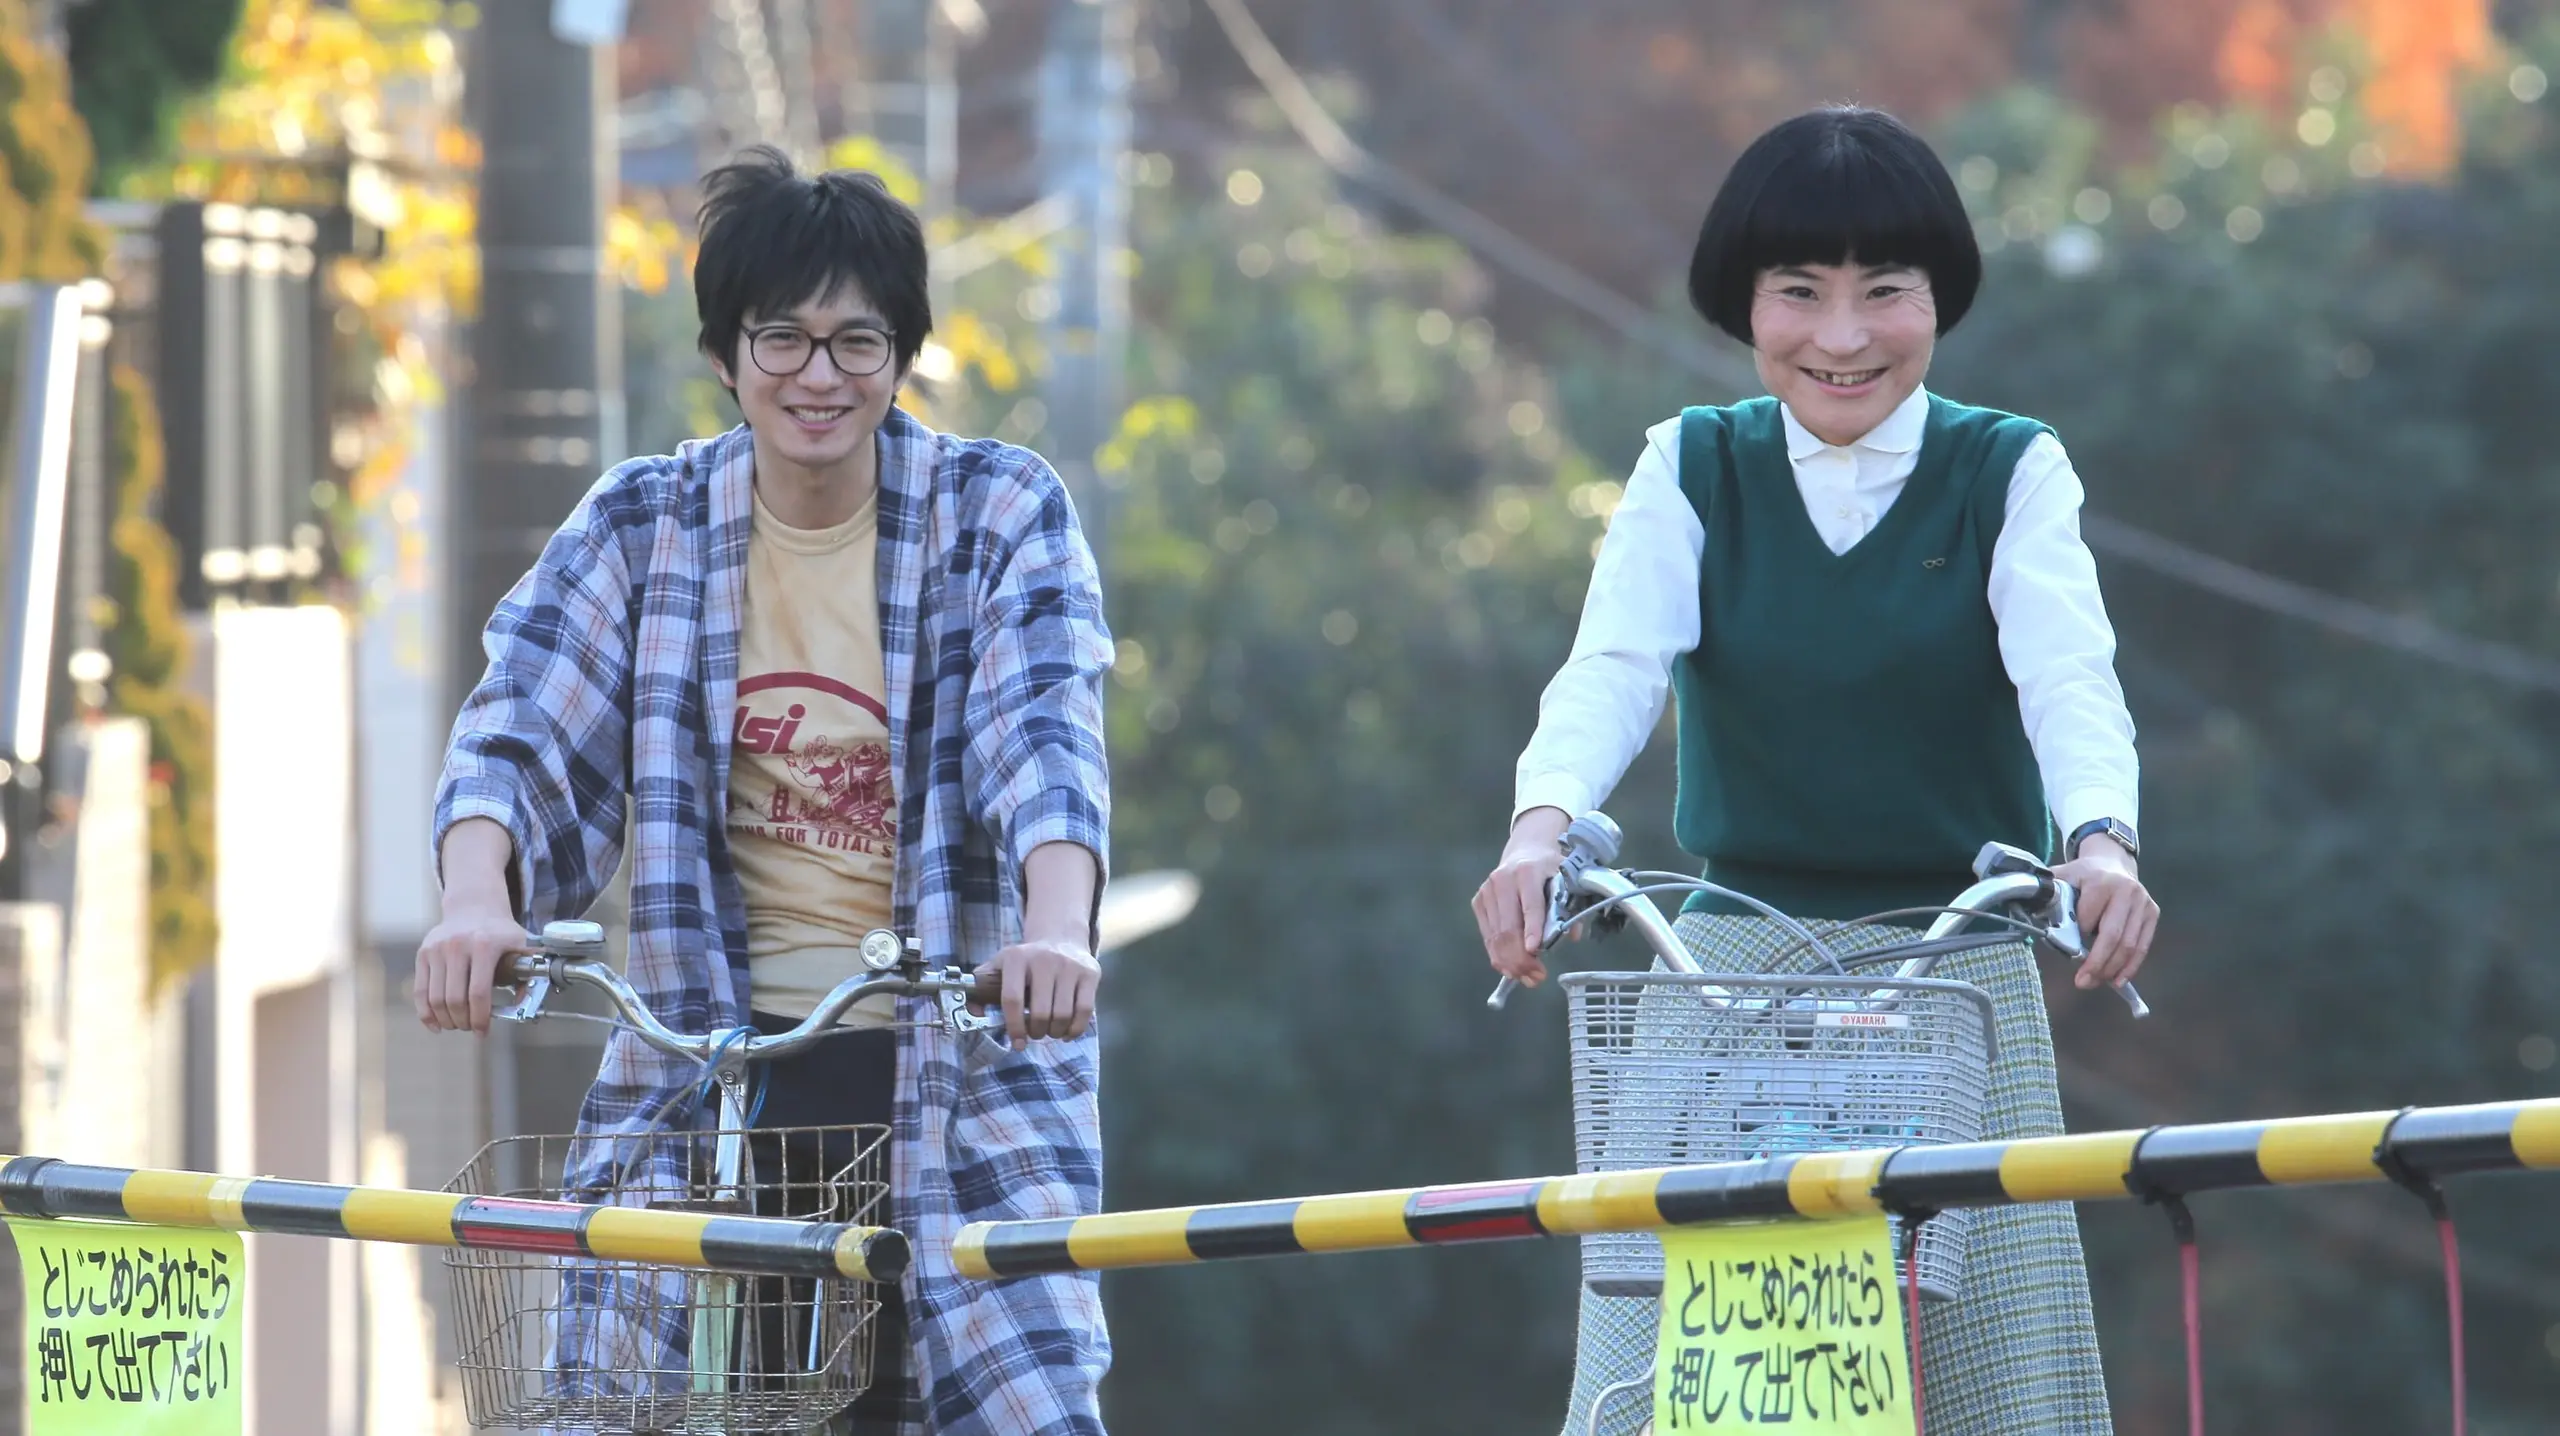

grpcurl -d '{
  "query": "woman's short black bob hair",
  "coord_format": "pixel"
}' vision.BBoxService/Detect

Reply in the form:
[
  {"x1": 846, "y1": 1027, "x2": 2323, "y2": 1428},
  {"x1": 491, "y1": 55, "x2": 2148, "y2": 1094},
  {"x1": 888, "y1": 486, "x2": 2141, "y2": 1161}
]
[
  {"x1": 1687, "y1": 106, "x2": 1981, "y2": 346},
  {"x1": 694, "y1": 145, "x2": 933, "y2": 375}
]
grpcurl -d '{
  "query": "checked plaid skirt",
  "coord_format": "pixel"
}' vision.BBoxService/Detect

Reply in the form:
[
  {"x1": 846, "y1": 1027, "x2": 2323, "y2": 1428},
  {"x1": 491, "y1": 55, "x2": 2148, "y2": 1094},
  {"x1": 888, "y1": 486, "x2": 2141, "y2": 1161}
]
[{"x1": 1558, "y1": 911, "x2": 2113, "y2": 1436}]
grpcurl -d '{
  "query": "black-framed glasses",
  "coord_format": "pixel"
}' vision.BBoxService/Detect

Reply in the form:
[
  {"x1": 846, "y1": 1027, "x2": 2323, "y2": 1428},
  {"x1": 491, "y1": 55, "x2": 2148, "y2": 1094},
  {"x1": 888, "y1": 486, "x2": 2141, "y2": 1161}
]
[{"x1": 746, "y1": 323, "x2": 897, "y2": 378}]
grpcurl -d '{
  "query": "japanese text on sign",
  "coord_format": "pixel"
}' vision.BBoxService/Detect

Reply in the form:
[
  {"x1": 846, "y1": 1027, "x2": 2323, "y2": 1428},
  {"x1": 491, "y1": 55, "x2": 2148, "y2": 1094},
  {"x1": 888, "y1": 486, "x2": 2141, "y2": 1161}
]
[
  {"x1": 6, "y1": 1219, "x2": 244, "y2": 1435},
  {"x1": 1654, "y1": 1216, "x2": 1914, "y2": 1433}
]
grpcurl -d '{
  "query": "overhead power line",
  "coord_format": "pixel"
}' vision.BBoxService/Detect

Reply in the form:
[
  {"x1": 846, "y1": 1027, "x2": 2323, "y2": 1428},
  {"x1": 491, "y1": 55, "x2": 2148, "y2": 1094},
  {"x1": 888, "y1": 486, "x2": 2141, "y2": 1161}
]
[
  {"x1": 1196, "y1": 0, "x2": 1759, "y2": 394},
  {"x1": 2082, "y1": 517, "x2": 2560, "y2": 696},
  {"x1": 1375, "y1": 0, "x2": 1690, "y2": 266},
  {"x1": 1198, "y1": 0, "x2": 2560, "y2": 701}
]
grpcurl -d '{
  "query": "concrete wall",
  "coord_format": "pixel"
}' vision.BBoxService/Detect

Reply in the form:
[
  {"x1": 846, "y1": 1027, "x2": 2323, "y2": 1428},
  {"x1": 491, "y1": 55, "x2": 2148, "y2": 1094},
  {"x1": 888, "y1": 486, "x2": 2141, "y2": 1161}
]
[
  {"x1": 0, "y1": 902, "x2": 56, "y2": 1436},
  {"x1": 19, "y1": 720, "x2": 155, "y2": 1170},
  {"x1": 0, "y1": 717, "x2": 160, "y2": 1435}
]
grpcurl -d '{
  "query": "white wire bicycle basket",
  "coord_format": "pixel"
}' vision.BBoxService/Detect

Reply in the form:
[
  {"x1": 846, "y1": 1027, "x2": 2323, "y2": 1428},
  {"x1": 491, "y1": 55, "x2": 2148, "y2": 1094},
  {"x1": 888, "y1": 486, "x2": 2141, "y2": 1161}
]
[
  {"x1": 1564, "y1": 970, "x2": 1998, "y2": 1304},
  {"x1": 443, "y1": 1121, "x2": 890, "y2": 1434}
]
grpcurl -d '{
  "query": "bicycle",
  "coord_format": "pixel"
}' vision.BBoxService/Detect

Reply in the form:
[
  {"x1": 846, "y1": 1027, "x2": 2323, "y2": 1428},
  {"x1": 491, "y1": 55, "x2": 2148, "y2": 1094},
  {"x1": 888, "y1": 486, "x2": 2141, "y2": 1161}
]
[
  {"x1": 441, "y1": 918, "x2": 1001, "y2": 1434},
  {"x1": 1486, "y1": 811, "x2": 2146, "y2": 1436}
]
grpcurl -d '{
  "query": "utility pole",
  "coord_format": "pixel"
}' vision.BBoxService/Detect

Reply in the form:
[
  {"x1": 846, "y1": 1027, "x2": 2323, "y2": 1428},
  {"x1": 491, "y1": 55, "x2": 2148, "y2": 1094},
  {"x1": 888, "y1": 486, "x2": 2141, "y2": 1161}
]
[
  {"x1": 770, "y1": 0, "x2": 825, "y2": 163},
  {"x1": 1035, "y1": 0, "x2": 1130, "y2": 572},
  {"x1": 461, "y1": 0, "x2": 623, "y2": 1175},
  {"x1": 461, "y1": 6, "x2": 622, "y2": 701},
  {"x1": 710, "y1": 0, "x2": 793, "y2": 155},
  {"x1": 853, "y1": 0, "x2": 962, "y2": 223}
]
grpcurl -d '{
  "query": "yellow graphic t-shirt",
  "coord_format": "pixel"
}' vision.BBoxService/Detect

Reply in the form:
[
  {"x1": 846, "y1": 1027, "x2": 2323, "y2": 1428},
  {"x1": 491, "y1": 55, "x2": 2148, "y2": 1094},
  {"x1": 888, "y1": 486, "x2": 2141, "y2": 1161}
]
[{"x1": 725, "y1": 488, "x2": 898, "y2": 1024}]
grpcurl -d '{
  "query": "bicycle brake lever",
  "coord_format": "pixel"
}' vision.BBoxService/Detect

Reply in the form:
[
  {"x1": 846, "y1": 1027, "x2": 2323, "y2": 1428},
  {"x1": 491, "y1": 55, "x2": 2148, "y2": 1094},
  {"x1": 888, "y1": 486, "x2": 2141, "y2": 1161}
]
[
  {"x1": 2039, "y1": 883, "x2": 2086, "y2": 959},
  {"x1": 1486, "y1": 812, "x2": 1628, "y2": 1012},
  {"x1": 494, "y1": 973, "x2": 553, "y2": 1024},
  {"x1": 2043, "y1": 881, "x2": 2150, "y2": 1019},
  {"x1": 501, "y1": 920, "x2": 596, "y2": 1024},
  {"x1": 1487, "y1": 875, "x2": 1578, "y2": 1011},
  {"x1": 940, "y1": 984, "x2": 1001, "y2": 1035}
]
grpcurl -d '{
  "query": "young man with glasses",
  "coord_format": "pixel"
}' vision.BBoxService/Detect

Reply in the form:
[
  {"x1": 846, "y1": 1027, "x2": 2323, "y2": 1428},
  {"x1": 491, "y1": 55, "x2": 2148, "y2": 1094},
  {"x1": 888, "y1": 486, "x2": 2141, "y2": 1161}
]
[{"x1": 416, "y1": 146, "x2": 1114, "y2": 1434}]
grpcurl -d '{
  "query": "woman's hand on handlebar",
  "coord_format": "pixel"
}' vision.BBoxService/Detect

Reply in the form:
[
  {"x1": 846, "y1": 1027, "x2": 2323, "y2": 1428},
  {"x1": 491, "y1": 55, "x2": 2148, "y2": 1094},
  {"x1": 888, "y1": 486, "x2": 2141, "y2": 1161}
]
[
  {"x1": 2053, "y1": 835, "x2": 2158, "y2": 992},
  {"x1": 1475, "y1": 807, "x2": 1571, "y2": 989}
]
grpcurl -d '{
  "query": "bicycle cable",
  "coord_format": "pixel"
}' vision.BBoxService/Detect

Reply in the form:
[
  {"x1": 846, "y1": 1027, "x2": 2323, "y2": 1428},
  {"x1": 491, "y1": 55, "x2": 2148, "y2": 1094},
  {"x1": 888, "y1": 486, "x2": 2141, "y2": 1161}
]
[
  {"x1": 506, "y1": 990, "x2": 970, "y2": 1196},
  {"x1": 1753, "y1": 905, "x2": 2058, "y2": 977},
  {"x1": 1561, "y1": 874, "x2": 1850, "y2": 973},
  {"x1": 520, "y1": 1009, "x2": 734, "y2": 1126},
  {"x1": 514, "y1": 1010, "x2": 767, "y2": 1194}
]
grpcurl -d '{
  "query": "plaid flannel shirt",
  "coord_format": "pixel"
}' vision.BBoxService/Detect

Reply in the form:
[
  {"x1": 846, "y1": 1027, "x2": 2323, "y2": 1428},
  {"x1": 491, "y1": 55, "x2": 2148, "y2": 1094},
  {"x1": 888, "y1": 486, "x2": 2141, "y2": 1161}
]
[{"x1": 435, "y1": 409, "x2": 1113, "y2": 1435}]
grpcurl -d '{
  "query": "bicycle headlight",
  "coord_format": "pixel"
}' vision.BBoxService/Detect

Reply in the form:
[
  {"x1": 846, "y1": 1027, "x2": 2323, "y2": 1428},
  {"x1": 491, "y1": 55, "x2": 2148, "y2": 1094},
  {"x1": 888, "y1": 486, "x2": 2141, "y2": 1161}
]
[{"x1": 859, "y1": 928, "x2": 905, "y2": 972}]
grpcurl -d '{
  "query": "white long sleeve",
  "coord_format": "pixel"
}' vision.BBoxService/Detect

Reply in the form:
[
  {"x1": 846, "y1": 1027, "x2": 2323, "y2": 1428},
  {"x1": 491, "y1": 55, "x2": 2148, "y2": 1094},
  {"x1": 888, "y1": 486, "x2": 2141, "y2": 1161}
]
[
  {"x1": 1986, "y1": 433, "x2": 2139, "y2": 835},
  {"x1": 1512, "y1": 394, "x2": 2140, "y2": 838},
  {"x1": 1512, "y1": 419, "x2": 1700, "y2": 822}
]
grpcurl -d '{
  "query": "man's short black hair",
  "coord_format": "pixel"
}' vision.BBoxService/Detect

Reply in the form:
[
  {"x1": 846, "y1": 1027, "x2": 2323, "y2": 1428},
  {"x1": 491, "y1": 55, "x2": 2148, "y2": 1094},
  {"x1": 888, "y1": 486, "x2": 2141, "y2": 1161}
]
[
  {"x1": 694, "y1": 145, "x2": 933, "y2": 374},
  {"x1": 1687, "y1": 106, "x2": 1981, "y2": 346}
]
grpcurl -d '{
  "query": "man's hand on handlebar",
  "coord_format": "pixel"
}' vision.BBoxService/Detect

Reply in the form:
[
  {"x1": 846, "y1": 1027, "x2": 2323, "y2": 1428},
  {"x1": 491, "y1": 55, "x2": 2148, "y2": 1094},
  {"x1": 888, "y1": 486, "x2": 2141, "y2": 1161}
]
[
  {"x1": 1475, "y1": 807, "x2": 1572, "y2": 990},
  {"x1": 418, "y1": 817, "x2": 532, "y2": 1036},
  {"x1": 972, "y1": 936, "x2": 1100, "y2": 1042},
  {"x1": 2052, "y1": 834, "x2": 2158, "y2": 992},
  {"x1": 416, "y1": 898, "x2": 534, "y2": 1036},
  {"x1": 974, "y1": 841, "x2": 1105, "y2": 1043}
]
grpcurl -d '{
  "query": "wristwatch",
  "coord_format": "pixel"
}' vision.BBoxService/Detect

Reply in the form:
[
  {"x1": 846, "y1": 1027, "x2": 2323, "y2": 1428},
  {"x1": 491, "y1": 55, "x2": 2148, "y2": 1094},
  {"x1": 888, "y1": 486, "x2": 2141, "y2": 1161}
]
[{"x1": 2066, "y1": 817, "x2": 2140, "y2": 862}]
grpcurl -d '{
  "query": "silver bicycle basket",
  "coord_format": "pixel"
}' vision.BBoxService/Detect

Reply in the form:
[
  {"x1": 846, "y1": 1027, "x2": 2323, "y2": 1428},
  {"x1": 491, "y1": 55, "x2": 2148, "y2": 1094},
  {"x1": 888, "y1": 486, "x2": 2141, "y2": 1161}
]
[
  {"x1": 444, "y1": 1121, "x2": 889, "y2": 1434},
  {"x1": 1563, "y1": 971, "x2": 1998, "y2": 1304}
]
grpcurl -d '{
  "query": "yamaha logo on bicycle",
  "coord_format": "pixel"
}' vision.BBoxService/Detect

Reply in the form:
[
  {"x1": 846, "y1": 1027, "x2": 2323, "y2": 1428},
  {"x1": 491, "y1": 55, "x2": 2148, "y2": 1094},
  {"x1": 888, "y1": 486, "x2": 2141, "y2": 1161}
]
[{"x1": 1815, "y1": 1010, "x2": 1911, "y2": 1030}]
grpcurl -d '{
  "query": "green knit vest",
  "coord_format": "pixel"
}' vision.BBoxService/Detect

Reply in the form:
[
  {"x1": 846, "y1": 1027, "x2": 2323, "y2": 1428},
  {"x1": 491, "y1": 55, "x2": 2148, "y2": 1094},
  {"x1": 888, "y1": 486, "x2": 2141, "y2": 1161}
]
[{"x1": 1670, "y1": 395, "x2": 2055, "y2": 922}]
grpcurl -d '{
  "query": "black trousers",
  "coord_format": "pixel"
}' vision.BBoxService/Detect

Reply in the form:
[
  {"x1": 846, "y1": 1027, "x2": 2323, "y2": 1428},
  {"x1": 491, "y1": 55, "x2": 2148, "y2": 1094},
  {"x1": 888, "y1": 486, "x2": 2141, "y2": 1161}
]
[{"x1": 744, "y1": 1014, "x2": 913, "y2": 1429}]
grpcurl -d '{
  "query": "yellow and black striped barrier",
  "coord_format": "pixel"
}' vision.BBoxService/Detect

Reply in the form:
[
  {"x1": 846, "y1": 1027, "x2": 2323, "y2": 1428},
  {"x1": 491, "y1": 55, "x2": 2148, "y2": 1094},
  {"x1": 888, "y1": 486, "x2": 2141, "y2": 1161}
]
[
  {"x1": 0, "y1": 1155, "x2": 907, "y2": 1283},
  {"x1": 954, "y1": 1096, "x2": 2560, "y2": 1279}
]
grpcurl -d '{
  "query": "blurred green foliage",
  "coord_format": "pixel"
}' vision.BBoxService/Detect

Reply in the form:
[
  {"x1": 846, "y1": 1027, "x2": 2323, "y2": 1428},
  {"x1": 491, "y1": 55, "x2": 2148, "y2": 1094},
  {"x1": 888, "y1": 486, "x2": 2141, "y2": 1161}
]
[
  {"x1": 1072, "y1": 38, "x2": 2560, "y2": 1435},
  {"x1": 64, "y1": 0, "x2": 243, "y2": 192},
  {"x1": 0, "y1": 0, "x2": 104, "y2": 275},
  {"x1": 614, "y1": 31, "x2": 2560, "y2": 1429},
  {"x1": 102, "y1": 365, "x2": 218, "y2": 991},
  {"x1": 1919, "y1": 37, "x2": 2560, "y2": 1435}
]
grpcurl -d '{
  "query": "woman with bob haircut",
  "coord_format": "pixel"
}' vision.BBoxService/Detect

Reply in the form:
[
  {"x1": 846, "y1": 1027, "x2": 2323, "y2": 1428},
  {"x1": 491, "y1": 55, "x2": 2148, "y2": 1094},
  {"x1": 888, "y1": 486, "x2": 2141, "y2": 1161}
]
[{"x1": 1475, "y1": 106, "x2": 2153, "y2": 1432}]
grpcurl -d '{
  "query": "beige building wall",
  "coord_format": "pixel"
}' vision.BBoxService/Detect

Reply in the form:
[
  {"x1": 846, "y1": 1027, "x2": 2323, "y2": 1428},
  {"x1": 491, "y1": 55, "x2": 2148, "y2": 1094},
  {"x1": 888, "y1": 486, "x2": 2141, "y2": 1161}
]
[{"x1": 212, "y1": 606, "x2": 361, "y2": 1435}]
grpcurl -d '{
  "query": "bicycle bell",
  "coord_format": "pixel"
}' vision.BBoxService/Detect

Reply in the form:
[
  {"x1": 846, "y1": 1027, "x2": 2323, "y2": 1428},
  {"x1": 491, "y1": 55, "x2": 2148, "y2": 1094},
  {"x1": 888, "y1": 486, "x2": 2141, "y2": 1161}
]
[
  {"x1": 1554, "y1": 810, "x2": 1632, "y2": 940},
  {"x1": 1489, "y1": 810, "x2": 1635, "y2": 1012},
  {"x1": 1971, "y1": 841, "x2": 2048, "y2": 882},
  {"x1": 1560, "y1": 811, "x2": 1623, "y2": 867},
  {"x1": 540, "y1": 920, "x2": 606, "y2": 960}
]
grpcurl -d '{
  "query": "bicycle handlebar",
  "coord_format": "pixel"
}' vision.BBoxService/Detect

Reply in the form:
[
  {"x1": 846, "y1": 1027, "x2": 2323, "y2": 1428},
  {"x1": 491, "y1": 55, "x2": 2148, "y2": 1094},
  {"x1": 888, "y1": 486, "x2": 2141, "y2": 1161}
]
[
  {"x1": 1918, "y1": 851, "x2": 2149, "y2": 1018},
  {"x1": 1487, "y1": 814, "x2": 1697, "y2": 1011},
  {"x1": 1485, "y1": 821, "x2": 2149, "y2": 1019},
  {"x1": 492, "y1": 921, "x2": 1004, "y2": 1065}
]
